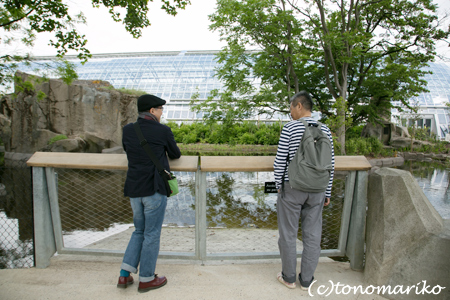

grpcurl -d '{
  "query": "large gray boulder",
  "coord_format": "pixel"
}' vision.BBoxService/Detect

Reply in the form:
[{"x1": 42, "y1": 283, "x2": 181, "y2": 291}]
[
  {"x1": 0, "y1": 71, "x2": 138, "y2": 153},
  {"x1": 365, "y1": 168, "x2": 449, "y2": 300}
]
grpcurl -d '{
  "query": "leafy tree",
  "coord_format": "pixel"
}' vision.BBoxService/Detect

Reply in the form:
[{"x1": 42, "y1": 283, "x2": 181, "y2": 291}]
[
  {"x1": 1, "y1": 0, "x2": 191, "y2": 93},
  {"x1": 194, "y1": 0, "x2": 449, "y2": 154}
]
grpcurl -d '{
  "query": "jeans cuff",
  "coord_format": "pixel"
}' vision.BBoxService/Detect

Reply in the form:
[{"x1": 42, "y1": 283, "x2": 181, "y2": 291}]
[
  {"x1": 121, "y1": 262, "x2": 137, "y2": 274},
  {"x1": 139, "y1": 275, "x2": 155, "y2": 283}
]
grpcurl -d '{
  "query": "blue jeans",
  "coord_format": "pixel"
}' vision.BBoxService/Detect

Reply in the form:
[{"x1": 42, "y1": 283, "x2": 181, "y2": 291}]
[{"x1": 120, "y1": 193, "x2": 167, "y2": 282}]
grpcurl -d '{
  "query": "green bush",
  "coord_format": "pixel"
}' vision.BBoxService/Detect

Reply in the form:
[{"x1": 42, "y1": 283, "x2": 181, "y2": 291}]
[
  {"x1": 239, "y1": 132, "x2": 258, "y2": 144},
  {"x1": 346, "y1": 125, "x2": 364, "y2": 139},
  {"x1": 345, "y1": 137, "x2": 385, "y2": 156},
  {"x1": 408, "y1": 127, "x2": 437, "y2": 142},
  {"x1": 48, "y1": 134, "x2": 68, "y2": 145},
  {"x1": 367, "y1": 137, "x2": 383, "y2": 154},
  {"x1": 182, "y1": 133, "x2": 198, "y2": 144},
  {"x1": 345, "y1": 139, "x2": 357, "y2": 155}
]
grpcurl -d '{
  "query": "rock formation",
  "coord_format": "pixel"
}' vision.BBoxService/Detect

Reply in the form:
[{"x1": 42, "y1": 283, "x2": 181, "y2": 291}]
[
  {"x1": 361, "y1": 120, "x2": 434, "y2": 149},
  {"x1": 0, "y1": 72, "x2": 139, "y2": 153}
]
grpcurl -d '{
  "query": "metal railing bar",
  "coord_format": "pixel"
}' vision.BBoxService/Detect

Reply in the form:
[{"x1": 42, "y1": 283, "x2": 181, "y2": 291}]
[
  {"x1": 337, "y1": 171, "x2": 356, "y2": 254},
  {"x1": 45, "y1": 167, "x2": 64, "y2": 252}
]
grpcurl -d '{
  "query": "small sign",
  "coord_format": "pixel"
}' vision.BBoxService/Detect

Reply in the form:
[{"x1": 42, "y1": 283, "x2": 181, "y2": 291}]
[{"x1": 264, "y1": 182, "x2": 278, "y2": 193}]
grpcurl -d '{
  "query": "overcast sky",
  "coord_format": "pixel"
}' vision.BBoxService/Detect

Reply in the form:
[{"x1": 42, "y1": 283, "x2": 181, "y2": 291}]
[{"x1": 28, "y1": 0, "x2": 450, "y2": 60}]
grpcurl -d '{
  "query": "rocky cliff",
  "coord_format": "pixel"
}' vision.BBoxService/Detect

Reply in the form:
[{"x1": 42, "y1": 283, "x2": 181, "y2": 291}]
[{"x1": 0, "y1": 72, "x2": 139, "y2": 153}]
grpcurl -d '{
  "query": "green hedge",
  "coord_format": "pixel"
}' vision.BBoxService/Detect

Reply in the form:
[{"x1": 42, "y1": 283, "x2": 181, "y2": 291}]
[
  {"x1": 165, "y1": 121, "x2": 443, "y2": 157},
  {"x1": 166, "y1": 121, "x2": 283, "y2": 145}
]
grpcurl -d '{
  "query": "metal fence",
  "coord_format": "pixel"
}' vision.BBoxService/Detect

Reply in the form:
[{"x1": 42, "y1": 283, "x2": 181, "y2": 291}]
[
  {"x1": 0, "y1": 156, "x2": 34, "y2": 269},
  {"x1": 29, "y1": 153, "x2": 370, "y2": 269},
  {"x1": 53, "y1": 169, "x2": 346, "y2": 257}
]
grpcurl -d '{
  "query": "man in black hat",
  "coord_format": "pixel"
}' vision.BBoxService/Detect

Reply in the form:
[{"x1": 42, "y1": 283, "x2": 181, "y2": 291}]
[{"x1": 117, "y1": 94, "x2": 181, "y2": 293}]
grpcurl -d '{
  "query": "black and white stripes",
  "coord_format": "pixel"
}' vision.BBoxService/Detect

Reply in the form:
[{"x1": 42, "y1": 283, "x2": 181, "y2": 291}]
[{"x1": 273, "y1": 117, "x2": 335, "y2": 198}]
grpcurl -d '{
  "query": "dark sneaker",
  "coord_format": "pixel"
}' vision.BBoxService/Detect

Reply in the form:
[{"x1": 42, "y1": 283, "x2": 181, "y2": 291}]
[
  {"x1": 117, "y1": 275, "x2": 134, "y2": 288},
  {"x1": 299, "y1": 273, "x2": 314, "y2": 291},
  {"x1": 138, "y1": 274, "x2": 167, "y2": 293}
]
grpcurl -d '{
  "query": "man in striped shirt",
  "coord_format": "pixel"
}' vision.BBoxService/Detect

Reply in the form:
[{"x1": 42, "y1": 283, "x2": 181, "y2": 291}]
[{"x1": 274, "y1": 91, "x2": 335, "y2": 290}]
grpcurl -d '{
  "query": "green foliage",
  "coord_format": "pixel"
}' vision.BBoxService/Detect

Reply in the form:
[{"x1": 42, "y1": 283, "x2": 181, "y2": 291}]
[
  {"x1": 55, "y1": 59, "x2": 78, "y2": 85},
  {"x1": 1, "y1": 0, "x2": 191, "y2": 95},
  {"x1": 117, "y1": 88, "x2": 147, "y2": 96},
  {"x1": 204, "y1": 0, "x2": 448, "y2": 139},
  {"x1": 48, "y1": 134, "x2": 68, "y2": 145},
  {"x1": 345, "y1": 137, "x2": 387, "y2": 157},
  {"x1": 414, "y1": 141, "x2": 448, "y2": 154},
  {"x1": 164, "y1": 121, "x2": 283, "y2": 145},
  {"x1": 407, "y1": 127, "x2": 437, "y2": 142},
  {"x1": 99, "y1": 85, "x2": 147, "y2": 96},
  {"x1": 12, "y1": 74, "x2": 48, "y2": 101},
  {"x1": 239, "y1": 132, "x2": 257, "y2": 145},
  {"x1": 346, "y1": 125, "x2": 365, "y2": 140}
]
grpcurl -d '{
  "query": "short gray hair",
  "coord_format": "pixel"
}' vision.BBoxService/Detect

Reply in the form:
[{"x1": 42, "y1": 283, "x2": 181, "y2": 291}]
[{"x1": 290, "y1": 91, "x2": 313, "y2": 111}]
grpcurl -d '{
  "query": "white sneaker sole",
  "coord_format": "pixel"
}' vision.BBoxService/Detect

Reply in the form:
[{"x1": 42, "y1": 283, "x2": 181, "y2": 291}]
[{"x1": 277, "y1": 272, "x2": 296, "y2": 289}]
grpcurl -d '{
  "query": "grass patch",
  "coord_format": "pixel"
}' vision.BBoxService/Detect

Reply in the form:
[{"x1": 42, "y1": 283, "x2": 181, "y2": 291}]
[{"x1": 48, "y1": 134, "x2": 68, "y2": 145}]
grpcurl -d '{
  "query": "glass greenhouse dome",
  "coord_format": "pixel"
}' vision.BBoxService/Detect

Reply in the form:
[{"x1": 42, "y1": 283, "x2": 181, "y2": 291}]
[
  {"x1": 390, "y1": 62, "x2": 450, "y2": 140},
  {"x1": 24, "y1": 51, "x2": 450, "y2": 137}
]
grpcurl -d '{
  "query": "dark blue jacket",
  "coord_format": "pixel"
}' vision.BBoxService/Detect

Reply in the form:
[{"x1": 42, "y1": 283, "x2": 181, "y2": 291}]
[{"x1": 122, "y1": 118, "x2": 181, "y2": 198}]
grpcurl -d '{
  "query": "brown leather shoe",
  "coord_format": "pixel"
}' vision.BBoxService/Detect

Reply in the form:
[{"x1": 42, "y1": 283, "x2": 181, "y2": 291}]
[
  {"x1": 117, "y1": 275, "x2": 134, "y2": 288},
  {"x1": 138, "y1": 274, "x2": 167, "y2": 293}
]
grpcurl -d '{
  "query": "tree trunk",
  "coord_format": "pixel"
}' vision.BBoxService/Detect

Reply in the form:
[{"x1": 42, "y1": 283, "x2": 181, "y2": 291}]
[{"x1": 337, "y1": 104, "x2": 346, "y2": 155}]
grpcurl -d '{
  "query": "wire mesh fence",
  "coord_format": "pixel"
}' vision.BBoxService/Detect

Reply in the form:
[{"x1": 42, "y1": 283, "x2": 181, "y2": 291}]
[
  {"x1": 55, "y1": 169, "x2": 197, "y2": 253},
  {"x1": 0, "y1": 156, "x2": 34, "y2": 269},
  {"x1": 54, "y1": 168, "x2": 347, "y2": 257},
  {"x1": 203, "y1": 171, "x2": 347, "y2": 254}
]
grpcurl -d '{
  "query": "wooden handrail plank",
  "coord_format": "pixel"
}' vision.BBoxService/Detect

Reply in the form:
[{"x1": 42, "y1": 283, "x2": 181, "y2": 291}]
[
  {"x1": 200, "y1": 156, "x2": 275, "y2": 172},
  {"x1": 26, "y1": 152, "x2": 198, "y2": 172},
  {"x1": 200, "y1": 156, "x2": 372, "y2": 172},
  {"x1": 27, "y1": 152, "x2": 372, "y2": 172}
]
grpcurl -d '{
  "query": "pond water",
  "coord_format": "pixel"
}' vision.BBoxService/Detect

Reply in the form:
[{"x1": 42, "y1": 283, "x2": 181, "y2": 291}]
[{"x1": 396, "y1": 160, "x2": 450, "y2": 220}]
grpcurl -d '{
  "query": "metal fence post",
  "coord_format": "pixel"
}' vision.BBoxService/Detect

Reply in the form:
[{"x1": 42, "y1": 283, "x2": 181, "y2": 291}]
[
  {"x1": 32, "y1": 167, "x2": 56, "y2": 268},
  {"x1": 195, "y1": 168, "x2": 207, "y2": 261},
  {"x1": 45, "y1": 167, "x2": 64, "y2": 252},
  {"x1": 346, "y1": 170, "x2": 368, "y2": 271},
  {"x1": 337, "y1": 171, "x2": 356, "y2": 255}
]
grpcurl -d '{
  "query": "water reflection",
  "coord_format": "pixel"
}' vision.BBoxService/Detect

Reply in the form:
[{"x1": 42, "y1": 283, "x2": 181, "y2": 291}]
[
  {"x1": 397, "y1": 161, "x2": 450, "y2": 219},
  {"x1": 197, "y1": 173, "x2": 278, "y2": 229}
]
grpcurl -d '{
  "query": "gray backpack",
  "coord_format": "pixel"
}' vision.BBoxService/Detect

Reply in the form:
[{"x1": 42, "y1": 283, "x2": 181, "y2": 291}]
[{"x1": 287, "y1": 119, "x2": 333, "y2": 193}]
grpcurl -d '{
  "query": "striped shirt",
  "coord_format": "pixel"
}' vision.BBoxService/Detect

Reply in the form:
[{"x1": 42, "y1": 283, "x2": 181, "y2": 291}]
[{"x1": 273, "y1": 117, "x2": 335, "y2": 198}]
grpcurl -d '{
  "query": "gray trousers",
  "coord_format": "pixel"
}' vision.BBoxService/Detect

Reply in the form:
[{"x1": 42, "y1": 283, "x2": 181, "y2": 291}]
[{"x1": 277, "y1": 183, "x2": 325, "y2": 284}]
